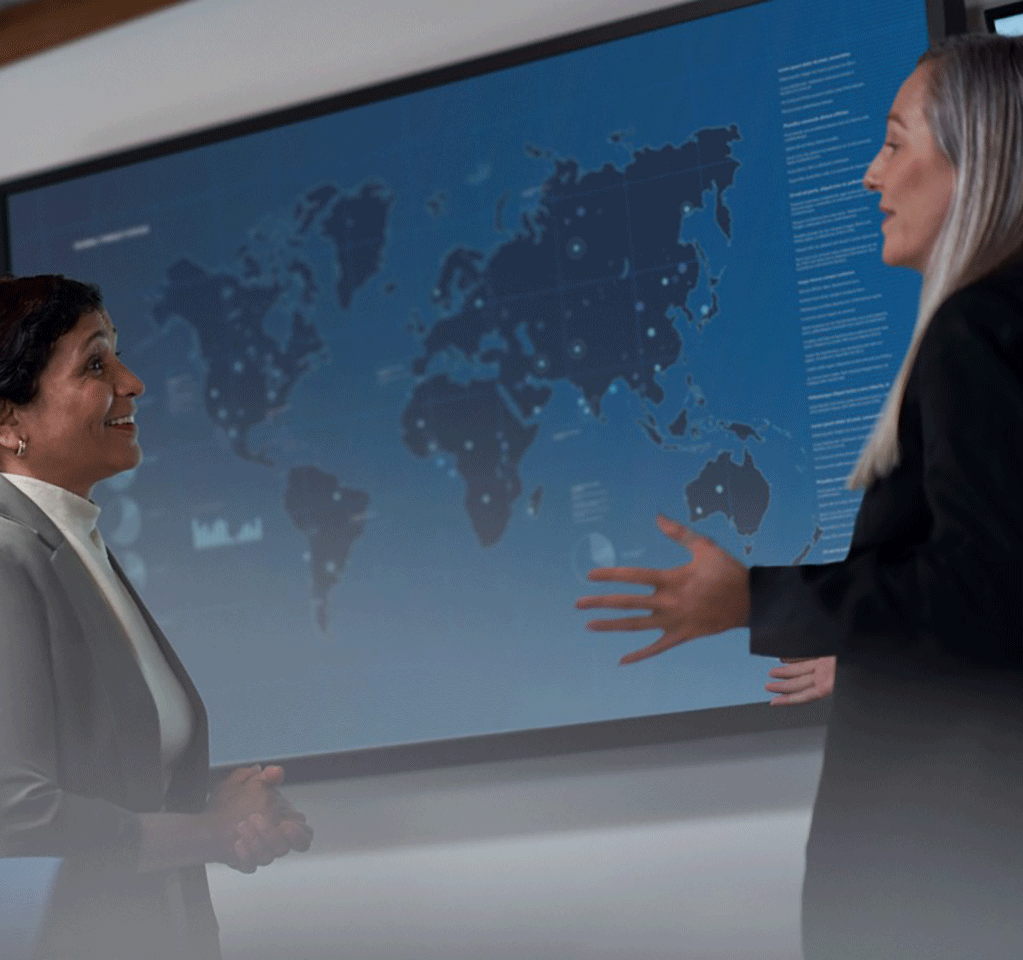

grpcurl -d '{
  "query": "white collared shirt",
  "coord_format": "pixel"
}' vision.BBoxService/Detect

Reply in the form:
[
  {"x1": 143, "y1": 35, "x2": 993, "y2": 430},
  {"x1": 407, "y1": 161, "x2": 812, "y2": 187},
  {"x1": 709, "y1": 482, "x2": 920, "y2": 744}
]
[{"x1": 3, "y1": 473, "x2": 194, "y2": 792}]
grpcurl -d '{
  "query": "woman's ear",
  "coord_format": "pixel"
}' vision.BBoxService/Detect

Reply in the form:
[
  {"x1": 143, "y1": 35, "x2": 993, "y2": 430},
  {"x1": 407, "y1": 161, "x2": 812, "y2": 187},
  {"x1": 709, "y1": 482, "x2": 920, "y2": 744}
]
[{"x1": 0, "y1": 400, "x2": 23, "y2": 454}]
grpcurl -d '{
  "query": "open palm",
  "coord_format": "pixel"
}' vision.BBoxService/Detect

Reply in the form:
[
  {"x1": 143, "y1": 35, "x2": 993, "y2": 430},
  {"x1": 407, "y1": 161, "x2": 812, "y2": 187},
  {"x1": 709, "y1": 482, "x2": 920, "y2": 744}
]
[{"x1": 576, "y1": 515, "x2": 750, "y2": 664}]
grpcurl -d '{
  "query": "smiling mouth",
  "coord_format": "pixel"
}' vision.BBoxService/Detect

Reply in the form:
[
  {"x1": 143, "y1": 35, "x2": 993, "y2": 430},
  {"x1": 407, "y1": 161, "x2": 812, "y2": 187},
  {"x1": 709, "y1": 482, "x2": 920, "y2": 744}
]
[{"x1": 105, "y1": 415, "x2": 136, "y2": 428}]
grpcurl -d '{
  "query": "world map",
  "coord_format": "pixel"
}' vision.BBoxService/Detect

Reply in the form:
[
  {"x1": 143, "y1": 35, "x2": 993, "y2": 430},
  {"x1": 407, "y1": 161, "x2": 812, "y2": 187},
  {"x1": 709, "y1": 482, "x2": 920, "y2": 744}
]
[{"x1": 148, "y1": 124, "x2": 798, "y2": 629}]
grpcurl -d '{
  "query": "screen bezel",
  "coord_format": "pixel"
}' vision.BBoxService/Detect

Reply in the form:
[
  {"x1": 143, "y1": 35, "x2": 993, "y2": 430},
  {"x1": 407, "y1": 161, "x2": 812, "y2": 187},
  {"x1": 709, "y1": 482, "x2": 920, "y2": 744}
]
[
  {"x1": 0, "y1": 0, "x2": 963, "y2": 780},
  {"x1": 984, "y1": 0, "x2": 1023, "y2": 33}
]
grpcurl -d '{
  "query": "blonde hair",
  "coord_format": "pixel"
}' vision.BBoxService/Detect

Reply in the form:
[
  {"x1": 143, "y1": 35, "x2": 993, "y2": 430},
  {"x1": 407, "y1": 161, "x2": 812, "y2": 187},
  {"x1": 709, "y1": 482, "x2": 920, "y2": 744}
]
[{"x1": 848, "y1": 35, "x2": 1023, "y2": 489}]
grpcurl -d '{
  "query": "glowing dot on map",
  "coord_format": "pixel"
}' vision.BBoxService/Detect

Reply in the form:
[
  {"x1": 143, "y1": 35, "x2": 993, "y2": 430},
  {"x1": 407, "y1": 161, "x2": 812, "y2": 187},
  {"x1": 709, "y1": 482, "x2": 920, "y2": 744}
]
[
  {"x1": 325, "y1": 561, "x2": 337, "y2": 574},
  {"x1": 654, "y1": 364, "x2": 662, "y2": 373},
  {"x1": 435, "y1": 458, "x2": 445, "y2": 468},
  {"x1": 474, "y1": 297, "x2": 484, "y2": 309},
  {"x1": 635, "y1": 302, "x2": 645, "y2": 313},
  {"x1": 533, "y1": 406, "x2": 542, "y2": 415},
  {"x1": 683, "y1": 203, "x2": 692, "y2": 214},
  {"x1": 567, "y1": 237, "x2": 586, "y2": 260},
  {"x1": 417, "y1": 419, "x2": 425, "y2": 429},
  {"x1": 481, "y1": 494, "x2": 491, "y2": 504},
  {"x1": 218, "y1": 408, "x2": 227, "y2": 419},
  {"x1": 609, "y1": 384, "x2": 618, "y2": 395},
  {"x1": 701, "y1": 305, "x2": 710, "y2": 316},
  {"x1": 433, "y1": 288, "x2": 441, "y2": 298},
  {"x1": 662, "y1": 277, "x2": 670, "y2": 286},
  {"x1": 715, "y1": 484, "x2": 724, "y2": 494},
  {"x1": 333, "y1": 491, "x2": 342, "y2": 501},
  {"x1": 428, "y1": 441, "x2": 438, "y2": 453},
  {"x1": 464, "y1": 440, "x2": 474, "y2": 451},
  {"x1": 647, "y1": 327, "x2": 656, "y2": 338},
  {"x1": 678, "y1": 262, "x2": 688, "y2": 274},
  {"x1": 577, "y1": 206, "x2": 586, "y2": 217},
  {"x1": 233, "y1": 360, "x2": 244, "y2": 373},
  {"x1": 695, "y1": 506, "x2": 704, "y2": 515},
  {"x1": 267, "y1": 390, "x2": 276, "y2": 401},
  {"x1": 209, "y1": 388, "x2": 220, "y2": 399},
  {"x1": 569, "y1": 340, "x2": 586, "y2": 359}
]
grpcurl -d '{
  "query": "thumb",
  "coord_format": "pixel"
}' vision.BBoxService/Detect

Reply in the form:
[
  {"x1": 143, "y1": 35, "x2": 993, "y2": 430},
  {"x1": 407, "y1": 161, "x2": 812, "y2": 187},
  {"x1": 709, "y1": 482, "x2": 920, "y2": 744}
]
[
  {"x1": 224, "y1": 765, "x2": 260, "y2": 785},
  {"x1": 257, "y1": 765, "x2": 285, "y2": 786}
]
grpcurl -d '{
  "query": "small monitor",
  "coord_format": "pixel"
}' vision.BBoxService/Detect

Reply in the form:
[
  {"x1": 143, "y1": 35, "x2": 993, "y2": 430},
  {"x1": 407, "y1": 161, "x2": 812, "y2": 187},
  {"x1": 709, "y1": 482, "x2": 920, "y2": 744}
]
[{"x1": 985, "y1": 0, "x2": 1023, "y2": 34}]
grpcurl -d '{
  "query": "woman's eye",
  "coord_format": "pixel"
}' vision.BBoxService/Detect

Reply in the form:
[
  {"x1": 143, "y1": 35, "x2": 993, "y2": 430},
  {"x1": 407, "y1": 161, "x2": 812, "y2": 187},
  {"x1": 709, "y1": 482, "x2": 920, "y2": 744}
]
[{"x1": 87, "y1": 357, "x2": 105, "y2": 373}]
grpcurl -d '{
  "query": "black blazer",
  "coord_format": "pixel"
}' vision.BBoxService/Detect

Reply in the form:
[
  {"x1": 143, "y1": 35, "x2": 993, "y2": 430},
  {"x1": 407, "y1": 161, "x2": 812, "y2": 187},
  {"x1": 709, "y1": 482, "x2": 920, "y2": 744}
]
[
  {"x1": 0, "y1": 477, "x2": 220, "y2": 960},
  {"x1": 749, "y1": 262, "x2": 1023, "y2": 959}
]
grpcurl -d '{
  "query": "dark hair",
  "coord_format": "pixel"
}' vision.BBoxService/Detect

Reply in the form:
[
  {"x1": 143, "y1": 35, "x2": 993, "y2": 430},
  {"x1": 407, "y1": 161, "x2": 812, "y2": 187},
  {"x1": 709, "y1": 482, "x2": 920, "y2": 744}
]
[{"x1": 0, "y1": 274, "x2": 104, "y2": 406}]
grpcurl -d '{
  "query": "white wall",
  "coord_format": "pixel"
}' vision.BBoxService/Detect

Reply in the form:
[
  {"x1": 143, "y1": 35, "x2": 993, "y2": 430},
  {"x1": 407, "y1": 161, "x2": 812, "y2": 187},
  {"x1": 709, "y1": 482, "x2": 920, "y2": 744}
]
[{"x1": 0, "y1": 1, "x2": 999, "y2": 956}]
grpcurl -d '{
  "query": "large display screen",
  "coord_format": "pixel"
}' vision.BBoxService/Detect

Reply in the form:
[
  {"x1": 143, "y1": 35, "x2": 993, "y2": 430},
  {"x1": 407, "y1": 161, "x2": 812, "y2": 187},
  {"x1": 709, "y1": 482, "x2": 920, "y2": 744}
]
[{"x1": 2, "y1": 0, "x2": 930, "y2": 764}]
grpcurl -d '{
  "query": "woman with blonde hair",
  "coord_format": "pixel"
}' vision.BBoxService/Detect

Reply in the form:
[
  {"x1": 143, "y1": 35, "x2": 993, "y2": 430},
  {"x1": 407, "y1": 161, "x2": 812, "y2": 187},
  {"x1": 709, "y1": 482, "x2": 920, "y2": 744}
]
[{"x1": 579, "y1": 33, "x2": 1023, "y2": 959}]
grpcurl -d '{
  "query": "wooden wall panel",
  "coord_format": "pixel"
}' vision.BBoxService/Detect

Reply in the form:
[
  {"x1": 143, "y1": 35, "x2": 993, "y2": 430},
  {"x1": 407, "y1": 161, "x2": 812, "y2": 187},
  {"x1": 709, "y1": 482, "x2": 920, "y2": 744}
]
[{"x1": 0, "y1": 0, "x2": 187, "y2": 69}]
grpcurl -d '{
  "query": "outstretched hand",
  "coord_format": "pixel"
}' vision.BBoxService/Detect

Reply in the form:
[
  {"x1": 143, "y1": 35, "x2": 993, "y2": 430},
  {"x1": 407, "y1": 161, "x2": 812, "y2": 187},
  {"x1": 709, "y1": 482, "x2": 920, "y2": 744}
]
[{"x1": 575, "y1": 515, "x2": 750, "y2": 664}]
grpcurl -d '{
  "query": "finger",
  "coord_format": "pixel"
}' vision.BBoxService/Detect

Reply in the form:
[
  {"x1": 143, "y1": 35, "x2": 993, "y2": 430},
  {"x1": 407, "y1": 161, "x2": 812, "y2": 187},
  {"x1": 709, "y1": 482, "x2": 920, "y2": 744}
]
[
  {"x1": 224, "y1": 765, "x2": 259, "y2": 785},
  {"x1": 585, "y1": 567, "x2": 664, "y2": 586},
  {"x1": 767, "y1": 664, "x2": 814, "y2": 679},
  {"x1": 764, "y1": 676, "x2": 813, "y2": 694},
  {"x1": 585, "y1": 614, "x2": 661, "y2": 632},
  {"x1": 655, "y1": 514, "x2": 711, "y2": 550},
  {"x1": 779, "y1": 657, "x2": 815, "y2": 664},
  {"x1": 232, "y1": 838, "x2": 257, "y2": 874},
  {"x1": 576, "y1": 593, "x2": 656, "y2": 611},
  {"x1": 619, "y1": 634, "x2": 686, "y2": 664},
  {"x1": 236, "y1": 818, "x2": 276, "y2": 867},
  {"x1": 275, "y1": 806, "x2": 308, "y2": 825},
  {"x1": 252, "y1": 814, "x2": 292, "y2": 858},
  {"x1": 280, "y1": 819, "x2": 314, "y2": 852},
  {"x1": 769, "y1": 686, "x2": 819, "y2": 707},
  {"x1": 256, "y1": 765, "x2": 285, "y2": 786}
]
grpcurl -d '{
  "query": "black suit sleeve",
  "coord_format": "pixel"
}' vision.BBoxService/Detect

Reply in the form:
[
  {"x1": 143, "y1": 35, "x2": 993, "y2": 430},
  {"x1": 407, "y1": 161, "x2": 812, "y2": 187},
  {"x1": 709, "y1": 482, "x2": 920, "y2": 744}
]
[{"x1": 749, "y1": 283, "x2": 1023, "y2": 667}]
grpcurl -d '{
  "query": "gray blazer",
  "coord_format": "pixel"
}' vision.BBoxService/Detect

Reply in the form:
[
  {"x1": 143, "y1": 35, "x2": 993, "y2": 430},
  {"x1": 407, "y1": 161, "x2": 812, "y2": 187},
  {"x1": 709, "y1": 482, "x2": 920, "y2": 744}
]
[{"x1": 0, "y1": 476, "x2": 220, "y2": 960}]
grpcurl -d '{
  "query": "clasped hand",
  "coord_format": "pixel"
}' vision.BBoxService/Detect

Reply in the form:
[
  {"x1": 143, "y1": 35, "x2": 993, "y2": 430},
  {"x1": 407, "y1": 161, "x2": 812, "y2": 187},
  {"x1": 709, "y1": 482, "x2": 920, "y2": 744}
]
[
  {"x1": 206, "y1": 764, "x2": 313, "y2": 874},
  {"x1": 575, "y1": 515, "x2": 750, "y2": 664}
]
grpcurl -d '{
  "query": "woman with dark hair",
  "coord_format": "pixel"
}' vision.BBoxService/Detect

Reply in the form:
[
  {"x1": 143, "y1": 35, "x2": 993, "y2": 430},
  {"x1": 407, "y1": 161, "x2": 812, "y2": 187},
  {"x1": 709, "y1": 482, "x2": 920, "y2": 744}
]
[
  {"x1": 0, "y1": 275, "x2": 313, "y2": 960},
  {"x1": 578, "y1": 34, "x2": 1023, "y2": 959}
]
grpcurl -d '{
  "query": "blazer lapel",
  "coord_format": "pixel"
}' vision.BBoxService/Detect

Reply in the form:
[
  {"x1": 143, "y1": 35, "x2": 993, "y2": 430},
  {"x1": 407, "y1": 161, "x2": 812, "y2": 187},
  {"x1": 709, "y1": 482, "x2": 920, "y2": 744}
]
[
  {"x1": 106, "y1": 551, "x2": 211, "y2": 812},
  {"x1": 48, "y1": 540, "x2": 165, "y2": 810}
]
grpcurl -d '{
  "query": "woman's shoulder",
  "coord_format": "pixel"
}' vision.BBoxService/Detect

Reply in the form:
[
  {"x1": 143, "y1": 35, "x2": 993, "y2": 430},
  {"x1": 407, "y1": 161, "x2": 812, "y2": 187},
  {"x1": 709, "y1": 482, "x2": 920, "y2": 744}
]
[
  {"x1": 938, "y1": 259, "x2": 1023, "y2": 328},
  {"x1": 926, "y1": 259, "x2": 1023, "y2": 361}
]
